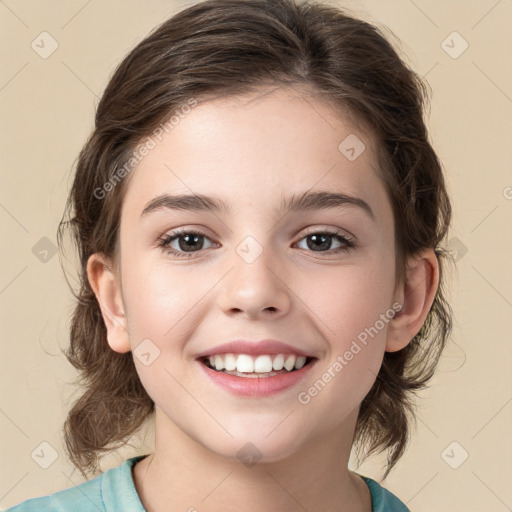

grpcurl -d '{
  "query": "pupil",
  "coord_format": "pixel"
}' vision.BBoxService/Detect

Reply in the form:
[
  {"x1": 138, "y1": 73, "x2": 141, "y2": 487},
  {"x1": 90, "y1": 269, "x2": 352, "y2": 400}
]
[
  {"x1": 308, "y1": 234, "x2": 330, "y2": 251},
  {"x1": 180, "y1": 234, "x2": 201, "y2": 252}
]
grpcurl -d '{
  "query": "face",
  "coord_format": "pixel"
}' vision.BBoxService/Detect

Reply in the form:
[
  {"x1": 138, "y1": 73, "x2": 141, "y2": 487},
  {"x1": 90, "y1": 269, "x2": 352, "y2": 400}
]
[{"x1": 103, "y1": 85, "x2": 402, "y2": 462}]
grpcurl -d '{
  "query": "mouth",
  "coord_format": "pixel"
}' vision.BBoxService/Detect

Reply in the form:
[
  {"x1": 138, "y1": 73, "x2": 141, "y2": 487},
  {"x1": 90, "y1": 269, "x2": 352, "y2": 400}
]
[{"x1": 198, "y1": 353, "x2": 317, "y2": 378}]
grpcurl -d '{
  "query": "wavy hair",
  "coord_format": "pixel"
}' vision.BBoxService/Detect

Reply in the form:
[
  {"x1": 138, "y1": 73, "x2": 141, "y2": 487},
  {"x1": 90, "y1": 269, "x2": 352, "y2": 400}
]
[{"x1": 57, "y1": 0, "x2": 453, "y2": 479}]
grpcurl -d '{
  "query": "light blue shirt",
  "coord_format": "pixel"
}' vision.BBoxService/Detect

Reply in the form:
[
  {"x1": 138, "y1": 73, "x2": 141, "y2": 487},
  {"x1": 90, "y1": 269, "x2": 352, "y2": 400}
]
[{"x1": 6, "y1": 455, "x2": 410, "y2": 511}]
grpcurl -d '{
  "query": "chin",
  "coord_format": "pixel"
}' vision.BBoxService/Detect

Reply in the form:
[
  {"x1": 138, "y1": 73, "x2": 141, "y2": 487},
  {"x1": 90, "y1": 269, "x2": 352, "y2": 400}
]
[{"x1": 203, "y1": 431, "x2": 305, "y2": 466}]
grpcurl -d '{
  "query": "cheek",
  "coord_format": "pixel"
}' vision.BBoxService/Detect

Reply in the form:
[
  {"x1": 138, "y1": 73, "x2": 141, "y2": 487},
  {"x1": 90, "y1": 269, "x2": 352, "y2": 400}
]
[
  {"x1": 297, "y1": 265, "x2": 395, "y2": 422},
  {"x1": 120, "y1": 258, "x2": 196, "y2": 343},
  {"x1": 298, "y1": 253, "x2": 396, "y2": 398},
  {"x1": 306, "y1": 255, "x2": 397, "y2": 344}
]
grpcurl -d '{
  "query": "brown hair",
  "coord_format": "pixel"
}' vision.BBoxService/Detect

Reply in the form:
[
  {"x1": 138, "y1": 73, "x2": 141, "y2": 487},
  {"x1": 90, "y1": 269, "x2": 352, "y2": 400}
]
[{"x1": 57, "y1": 0, "x2": 452, "y2": 479}]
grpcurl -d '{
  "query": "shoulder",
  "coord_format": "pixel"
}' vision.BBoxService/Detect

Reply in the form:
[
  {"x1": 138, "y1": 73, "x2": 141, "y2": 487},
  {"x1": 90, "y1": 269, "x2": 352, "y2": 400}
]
[
  {"x1": 360, "y1": 476, "x2": 410, "y2": 512},
  {"x1": 4, "y1": 456, "x2": 148, "y2": 512},
  {"x1": 4, "y1": 474, "x2": 104, "y2": 512}
]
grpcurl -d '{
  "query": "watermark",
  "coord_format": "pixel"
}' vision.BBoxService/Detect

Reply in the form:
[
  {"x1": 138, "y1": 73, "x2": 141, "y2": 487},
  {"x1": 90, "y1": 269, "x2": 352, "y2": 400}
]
[
  {"x1": 93, "y1": 97, "x2": 198, "y2": 200},
  {"x1": 441, "y1": 31, "x2": 469, "y2": 59},
  {"x1": 297, "y1": 301, "x2": 402, "y2": 405},
  {"x1": 446, "y1": 236, "x2": 468, "y2": 263},
  {"x1": 236, "y1": 441, "x2": 263, "y2": 468},
  {"x1": 32, "y1": 236, "x2": 58, "y2": 263},
  {"x1": 31, "y1": 441, "x2": 59, "y2": 469},
  {"x1": 338, "y1": 133, "x2": 366, "y2": 161},
  {"x1": 441, "y1": 441, "x2": 469, "y2": 469},
  {"x1": 236, "y1": 236, "x2": 264, "y2": 264},
  {"x1": 31, "y1": 31, "x2": 59, "y2": 59},
  {"x1": 133, "y1": 338, "x2": 161, "y2": 366}
]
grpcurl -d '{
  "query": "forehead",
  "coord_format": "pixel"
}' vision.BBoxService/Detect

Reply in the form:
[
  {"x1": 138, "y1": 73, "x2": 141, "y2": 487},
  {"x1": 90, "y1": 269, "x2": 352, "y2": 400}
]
[{"x1": 121, "y1": 85, "x2": 386, "y2": 219}]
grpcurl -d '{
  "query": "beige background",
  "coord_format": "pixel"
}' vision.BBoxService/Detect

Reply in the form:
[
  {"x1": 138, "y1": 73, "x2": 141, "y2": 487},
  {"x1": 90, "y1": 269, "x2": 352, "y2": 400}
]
[{"x1": 1, "y1": 0, "x2": 511, "y2": 510}]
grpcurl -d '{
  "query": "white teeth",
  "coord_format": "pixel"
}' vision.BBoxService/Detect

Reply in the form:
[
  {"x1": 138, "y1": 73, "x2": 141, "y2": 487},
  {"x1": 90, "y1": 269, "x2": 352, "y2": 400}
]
[
  {"x1": 294, "y1": 356, "x2": 306, "y2": 370},
  {"x1": 272, "y1": 354, "x2": 284, "y2": 370},
  {"x1": 254, "y1": 355, "x2": 273, "y2": 373},
  {"x1": 204, "y1": 353, "x2": 310, "y2": 373},
  {"x1": 284, "y1": 355, "x2": 296, "y2": 371},
  {"x1": 224, "y1": 353, "x2": 237, "y2": 371},
  {"x1": 214, "y1": 355, "x2": 225, "y2": 371},
  {"x1": 236, "y1": 354, "x2": 254, "y2": 373}
]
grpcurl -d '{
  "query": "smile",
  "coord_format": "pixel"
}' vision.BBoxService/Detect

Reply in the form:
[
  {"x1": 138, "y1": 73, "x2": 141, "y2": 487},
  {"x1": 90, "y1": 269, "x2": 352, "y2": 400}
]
[
  {"x1": 200, "y1": 353, "x2": 314, "y2": 376},
  {"x1": 197, "y1": 354, "x2": 317, "y2": 397}
]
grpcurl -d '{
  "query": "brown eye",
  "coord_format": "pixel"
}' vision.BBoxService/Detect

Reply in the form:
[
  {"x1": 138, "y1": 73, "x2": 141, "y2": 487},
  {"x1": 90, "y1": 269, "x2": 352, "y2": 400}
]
[
  {"x1": 295, "y1": 230, "x2": 354, "y2": 253},
  {"x1": 158, "y1": 229, "x2": 216, "y2": 258}
]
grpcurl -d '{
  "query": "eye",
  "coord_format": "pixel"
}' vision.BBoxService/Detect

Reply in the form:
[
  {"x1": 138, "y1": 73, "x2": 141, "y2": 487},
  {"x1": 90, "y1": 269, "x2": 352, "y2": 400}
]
[
  {"x1": 157, "y1": 228, "x2": 355, "y2": 259},
  {"x1": 157, "y1": 229, "x2": 216, "y2": 258},
  {"x1": 294, "y1": 229, "x2": 355, "y2": 254}
]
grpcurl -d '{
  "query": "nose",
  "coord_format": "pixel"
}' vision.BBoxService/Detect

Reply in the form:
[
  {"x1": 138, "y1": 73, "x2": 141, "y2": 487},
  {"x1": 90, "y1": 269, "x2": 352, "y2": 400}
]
[{"x1": 218, "y1": 241, "x2": 292, "y2": 320}]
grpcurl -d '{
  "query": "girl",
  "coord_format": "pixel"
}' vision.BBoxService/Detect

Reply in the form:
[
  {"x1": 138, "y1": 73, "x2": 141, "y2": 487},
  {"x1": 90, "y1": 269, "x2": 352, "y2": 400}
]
[{"x1": 8, "y1": 0, "x2": 452, "y2": 510}]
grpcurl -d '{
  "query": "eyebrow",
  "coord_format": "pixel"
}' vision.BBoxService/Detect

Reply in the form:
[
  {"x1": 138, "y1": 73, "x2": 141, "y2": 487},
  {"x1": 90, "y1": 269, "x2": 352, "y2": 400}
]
[{"x1": 140, "y1": 190, "x2": 375, "y2": 221}]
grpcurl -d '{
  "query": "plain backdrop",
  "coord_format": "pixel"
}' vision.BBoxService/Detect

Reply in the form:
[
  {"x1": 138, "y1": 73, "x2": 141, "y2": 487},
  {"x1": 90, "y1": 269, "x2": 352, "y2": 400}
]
[{"x1": 1, "y1": 1, "x2": 511, "y2": 510}]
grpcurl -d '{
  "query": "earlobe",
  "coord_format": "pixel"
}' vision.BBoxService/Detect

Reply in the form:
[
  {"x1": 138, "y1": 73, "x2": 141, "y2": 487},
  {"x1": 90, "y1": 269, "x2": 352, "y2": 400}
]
[
  {"x1": 386, "y1": 248, "x2": 440, "y2": 352},
  {"x1": 86, "y1": 253, "x2": 131, "y2": 354}
]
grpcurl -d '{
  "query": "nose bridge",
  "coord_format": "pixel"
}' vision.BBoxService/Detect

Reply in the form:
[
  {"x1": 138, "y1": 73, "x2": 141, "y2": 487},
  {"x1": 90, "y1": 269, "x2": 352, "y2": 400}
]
[{"x1": 219, "y1": 232, "x2": 291, "y2": 317}]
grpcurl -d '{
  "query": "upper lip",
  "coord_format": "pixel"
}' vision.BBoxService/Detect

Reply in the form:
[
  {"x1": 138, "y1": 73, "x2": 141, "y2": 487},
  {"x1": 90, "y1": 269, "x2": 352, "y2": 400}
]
[{"x1": 195, "y1": 339, "x2": 315, "y2": 359}]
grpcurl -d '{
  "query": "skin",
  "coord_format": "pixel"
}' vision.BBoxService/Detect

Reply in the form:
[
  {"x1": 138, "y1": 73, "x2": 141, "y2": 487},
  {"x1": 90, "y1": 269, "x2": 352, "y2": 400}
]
[{"x1": 87, "y1": 85, "x2": 439, "y2": 512}]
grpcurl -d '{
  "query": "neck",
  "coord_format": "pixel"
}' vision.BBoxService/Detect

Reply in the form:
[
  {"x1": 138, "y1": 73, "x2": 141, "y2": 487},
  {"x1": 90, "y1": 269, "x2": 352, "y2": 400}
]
[{"x1": 133, "y1": 408, "x2": 372, "y2": 512}]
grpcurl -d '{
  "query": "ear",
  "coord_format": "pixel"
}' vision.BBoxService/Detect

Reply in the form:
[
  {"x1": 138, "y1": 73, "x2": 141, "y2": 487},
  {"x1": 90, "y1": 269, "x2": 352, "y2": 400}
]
[
  {"x1": 86, "y1": 253, "x2": 131, "y2": 354},
  {"x1": 386, "y1": 248, "x2": 439, "y2": 352}
]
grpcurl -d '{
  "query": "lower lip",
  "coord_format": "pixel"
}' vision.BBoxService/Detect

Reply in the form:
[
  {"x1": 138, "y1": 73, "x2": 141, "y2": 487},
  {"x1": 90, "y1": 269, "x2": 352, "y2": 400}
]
[{"x1": 197, "y1": 359, "x2": 316, "y2": 397}]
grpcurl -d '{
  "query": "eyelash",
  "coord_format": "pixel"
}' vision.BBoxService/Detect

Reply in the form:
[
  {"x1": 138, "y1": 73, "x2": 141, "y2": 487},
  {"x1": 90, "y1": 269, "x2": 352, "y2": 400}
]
[{"x1": 157, "y1": 228, "x2": 355, "y2": 259}]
